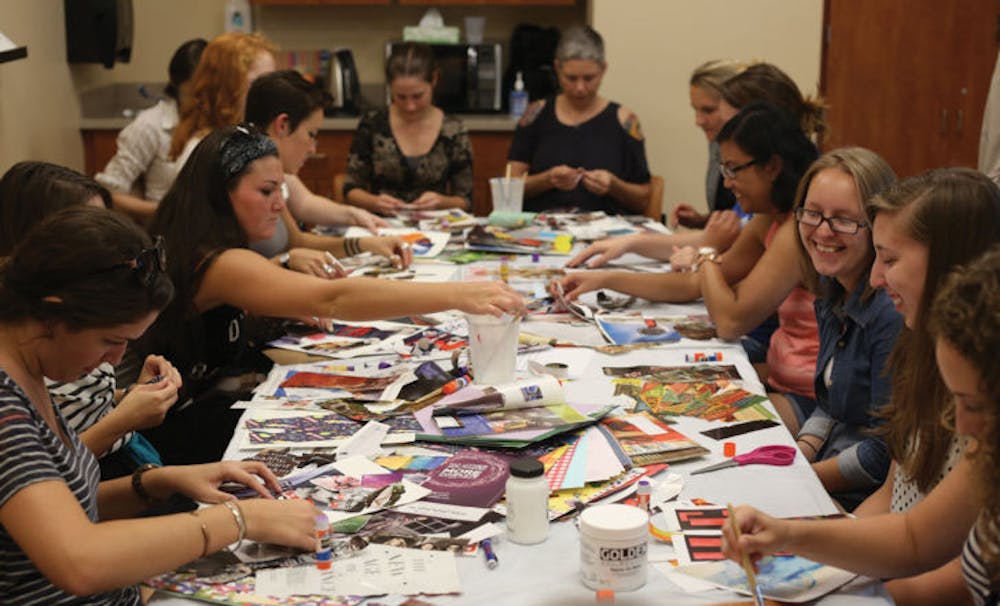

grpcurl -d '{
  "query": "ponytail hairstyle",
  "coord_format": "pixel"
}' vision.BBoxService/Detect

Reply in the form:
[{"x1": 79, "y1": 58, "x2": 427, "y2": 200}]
[
  {"x1": 720, "y1": 62, "x2": 827, "y2": 139},
  {"x1": 385, "y1": 41, "x2": 436, "y2": 85}
]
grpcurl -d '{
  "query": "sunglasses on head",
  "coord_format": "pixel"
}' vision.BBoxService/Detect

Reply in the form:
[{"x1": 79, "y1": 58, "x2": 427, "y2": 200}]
[{"x1": 89, "y1": 236, "x2": 167, "y2": 285}]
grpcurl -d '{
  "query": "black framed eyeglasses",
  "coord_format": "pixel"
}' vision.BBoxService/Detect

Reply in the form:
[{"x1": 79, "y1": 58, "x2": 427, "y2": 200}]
[
  {"x1": 719, "y1": 159, "x2": 759, "y2": 179},
  {"x1": 794, "y1": 208, "x2": 868, "y2": 235},
  {"x1": 89, "y1": 236, "x2": 167, "y2": 285}
]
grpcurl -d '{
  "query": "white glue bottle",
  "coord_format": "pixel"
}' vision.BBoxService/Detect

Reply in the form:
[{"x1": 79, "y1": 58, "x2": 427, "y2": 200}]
[
  {"x1": 505, "y1": 457, "x2": 549, "y2": 544},
  {"x1": 509, "y1": 71, "x2": 528, "y2": 119}
]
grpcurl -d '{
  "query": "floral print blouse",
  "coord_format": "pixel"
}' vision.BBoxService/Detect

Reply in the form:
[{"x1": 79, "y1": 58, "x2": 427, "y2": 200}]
[{"x1": 344, "y1": 108, "x2": 473, "y2": 209}]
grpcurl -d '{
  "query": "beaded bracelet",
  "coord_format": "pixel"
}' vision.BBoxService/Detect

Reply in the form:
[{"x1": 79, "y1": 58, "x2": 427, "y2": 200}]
[
  {"x1": 188, "y1": 510, "x2": 211, "y2": 558},
  {"x1": 224, "y1": 500, "x2": 247, "y2": 552}
]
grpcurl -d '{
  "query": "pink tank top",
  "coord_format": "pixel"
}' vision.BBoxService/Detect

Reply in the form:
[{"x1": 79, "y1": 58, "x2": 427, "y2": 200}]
[{"x1": 764, "y1": 219, "x2": 818, "y2": 398}]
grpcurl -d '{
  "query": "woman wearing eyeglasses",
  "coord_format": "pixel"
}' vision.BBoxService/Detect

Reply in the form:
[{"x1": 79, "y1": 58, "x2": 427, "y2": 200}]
[
  {"x1": 137, "y1": 125, "x2": 523, "y2": 465},
  {"x1": 556, "y1": 103, "x2": 820, "y2": 428},
  {"x1": 789, "y1": 147, "x2": 901, "y2": 509},
  {"x1": 0, "y1": 206, "x2": 318, "y2": 605}
]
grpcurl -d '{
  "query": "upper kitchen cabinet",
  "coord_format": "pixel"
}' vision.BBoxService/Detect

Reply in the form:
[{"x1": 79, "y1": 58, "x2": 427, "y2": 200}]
[
  {"x1": 399, "y1": 0, "x2": 576, "y2": 5},
  {"x1": 250, "y1": 1, "x2": 390, "y2": 4},
  {"x1": 251, "y1": 0, "x2": 573, "y2": 4}
]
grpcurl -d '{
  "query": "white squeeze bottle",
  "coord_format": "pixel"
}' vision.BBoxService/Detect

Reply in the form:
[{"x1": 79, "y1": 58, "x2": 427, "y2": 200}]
[
  {"x1": 509, "y1": 71, "x2": 528, "y2": 119},
  {"x1": 505, "y1": 457, "x2": 549, "y2": 544},
  {"x1": 225, "y1": 0, "x2": 252, "y2": 33}
]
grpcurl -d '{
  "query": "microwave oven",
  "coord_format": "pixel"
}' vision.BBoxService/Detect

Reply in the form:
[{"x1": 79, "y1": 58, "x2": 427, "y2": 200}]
[{"x1": 385, "y1": 42, "x2": 503, "y2": 113}]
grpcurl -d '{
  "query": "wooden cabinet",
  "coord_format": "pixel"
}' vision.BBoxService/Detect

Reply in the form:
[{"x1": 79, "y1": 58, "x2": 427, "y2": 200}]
[
  {"x1": 252, "y1": 0, "x2": 571, "y2": 4},
  {"x1": 80, "y1": 127, "x2": 512, "y2": 216},
  {"x1": 80, "y1": 130, "x2": 119, "y2": 179},
  {"x1": 820, "y1": 0, "x2": 1000, "y2": 176}
]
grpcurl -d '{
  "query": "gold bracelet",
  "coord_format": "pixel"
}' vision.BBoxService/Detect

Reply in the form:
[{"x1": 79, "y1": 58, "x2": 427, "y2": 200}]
[{"x1": 189, "y1": 510, "x2": 211, "y2": 558}]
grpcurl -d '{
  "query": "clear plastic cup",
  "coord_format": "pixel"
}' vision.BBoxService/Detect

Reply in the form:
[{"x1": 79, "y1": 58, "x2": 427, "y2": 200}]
[
  {"x1": 465, "y1": 313, "x2": 520, "y2": 385},
  {"x1": 464, "y1": 16, "x2": 486, "y2": 44},
  {"x1": 490, "y1": 177, "x2": 525, "y2": 214}
]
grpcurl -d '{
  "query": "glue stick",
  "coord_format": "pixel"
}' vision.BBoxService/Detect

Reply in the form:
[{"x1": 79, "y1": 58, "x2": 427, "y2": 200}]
[{"x1": 315, "y1": 514, "x2": 332, "y2": 570}]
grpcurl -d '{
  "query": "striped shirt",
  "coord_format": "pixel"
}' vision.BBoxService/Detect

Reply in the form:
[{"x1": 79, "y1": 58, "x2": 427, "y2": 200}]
[
  {"x1": 963, "y1": 515, "x2": 999, "y2": 606},
  {"x1": 0, "y1": 370, "x2": 140, "y2": 605},
  {"x1": 46, "y1": 363, "x2": 131, "y2": 456}
]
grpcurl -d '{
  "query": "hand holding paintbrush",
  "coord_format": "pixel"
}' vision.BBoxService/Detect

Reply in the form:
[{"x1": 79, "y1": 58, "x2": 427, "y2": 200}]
[{"x1": 725, "y1": 504, "x2": 765, "y2": 606}]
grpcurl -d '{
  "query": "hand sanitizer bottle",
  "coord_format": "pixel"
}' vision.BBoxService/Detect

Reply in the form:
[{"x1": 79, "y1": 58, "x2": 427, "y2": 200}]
[
  {"x1": 225, "y1": 0, "x2": 252, "y2": 33},
  {"x1": 509, "y1": 71, "x2": 528, "y2": 119}
]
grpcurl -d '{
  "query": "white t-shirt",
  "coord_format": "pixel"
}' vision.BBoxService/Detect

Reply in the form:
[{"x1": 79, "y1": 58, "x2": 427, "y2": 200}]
[{"x1": 95, "y1": 99, "x2": 181, "y2": 202}]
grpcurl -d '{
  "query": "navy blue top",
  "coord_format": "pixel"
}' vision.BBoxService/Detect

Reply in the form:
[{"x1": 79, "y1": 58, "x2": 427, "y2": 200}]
[
  {"x1": 800, "y1": 275, "x2": 902, "y2": 492},
  {"x1": 508, "y1": 97, "x2": 650, "y2": 214}
]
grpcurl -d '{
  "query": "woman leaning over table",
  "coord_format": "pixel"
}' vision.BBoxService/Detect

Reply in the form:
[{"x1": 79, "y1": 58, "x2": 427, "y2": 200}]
[
  {"x1": 843, "y1": 169, "x2": 1000, "y2": 605},
  {"x1": 95, "y1": 38, "x2": 206, "y2": 224},
  {"x1": 344, "y1": 41, "x2": 473, "y2": 215},
  {"x1": 724, "y1": 244, "x2": 1000, "y2": 606},
  {"x1": 0, "y1": 162, "x2": 182, "y2": 481},
  {"x1": 0, "y1": 206, "x2": 317, "y2": 605},
  {"x1": 570, "y1": 61, "x2": 828, "y2": 271},
  {"x1": 174, "y1": 36, "x2": 397, "y2": 272},
  {"x1": 508, "y1": 25, "x2": 651, "y2": 215},
  {"x1": 244, "y1": 69, "x2": 389, "y2": 267},
  {"x1": 556, "y1": 103, "x2": 820, "y2": 432},
  {"x1": 567, "y1": 59, "x2": 747, "y2": 268},
  {"x1": 133, "y1": 125, "x2": 523, "y2": 465}
]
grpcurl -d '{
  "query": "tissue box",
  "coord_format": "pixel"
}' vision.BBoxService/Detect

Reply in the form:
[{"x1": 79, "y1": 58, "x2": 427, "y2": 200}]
[{"x1": 403, "y1": 26, "x2": 460, "y2": 44}]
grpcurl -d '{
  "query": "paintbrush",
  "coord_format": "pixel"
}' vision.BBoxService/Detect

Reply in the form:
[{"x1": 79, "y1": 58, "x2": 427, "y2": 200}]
[{"x1": 727, "y1": 503, "x2": 765, "y2": 606}]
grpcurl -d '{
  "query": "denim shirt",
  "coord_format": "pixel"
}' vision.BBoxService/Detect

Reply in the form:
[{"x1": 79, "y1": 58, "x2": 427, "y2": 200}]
[{"x1": 799, "y1": 275, "x2": 902, "y2": 491}]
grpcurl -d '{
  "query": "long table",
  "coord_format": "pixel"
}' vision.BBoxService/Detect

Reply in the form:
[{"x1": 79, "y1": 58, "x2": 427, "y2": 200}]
[{"x1": 150, "y1": 245, "x2": 892, "y2": 606}]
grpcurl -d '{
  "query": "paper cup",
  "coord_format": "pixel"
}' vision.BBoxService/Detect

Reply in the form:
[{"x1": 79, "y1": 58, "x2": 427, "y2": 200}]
[
  {"x1": 490, "y1": 177, "x2": 525, "y2": 214},
  {"x1": 465, "y1": 313, "x2": 520, "y2": 385}
]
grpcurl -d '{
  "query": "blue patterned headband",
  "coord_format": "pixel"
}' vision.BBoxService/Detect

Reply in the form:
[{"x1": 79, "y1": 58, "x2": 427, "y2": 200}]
[{"x1": 219, "y1": 124, "x2": 278, "y2": 182}]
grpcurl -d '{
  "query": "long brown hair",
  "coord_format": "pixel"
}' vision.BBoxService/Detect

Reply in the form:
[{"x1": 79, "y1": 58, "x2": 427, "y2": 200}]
[
  {"x1": 170, "y1": 33, "x2": 277, "y2": 159},
  {"x1": 720, "y1": 62, "x2": 827, "y2": 139},
  {"x1": 793, "y1": 147, "x2": 896, "y2": 296},
  {"x1": 870, "y1": 168, "x2": 1000, "y2": 492},
  {"x1": 929, "y1": 246, "x2": 1000, "y2": 583}
]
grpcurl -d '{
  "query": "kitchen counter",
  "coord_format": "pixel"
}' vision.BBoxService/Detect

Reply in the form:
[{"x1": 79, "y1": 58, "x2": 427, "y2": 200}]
[{"x1": 81, "y1": 114, "x2": 519, "y2": 132}]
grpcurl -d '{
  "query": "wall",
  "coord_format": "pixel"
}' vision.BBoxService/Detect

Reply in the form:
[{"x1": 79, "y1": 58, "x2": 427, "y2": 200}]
[
  {"x1": 592, "y1": 0, "x2": 824, "y2": 214},
  {"x1": 256, "y1": 5, "x2": 584, "y2": 85},
  {"x1": 70, "y1": 0, "x2": 228, "y2": 92},
  {"x1": 0, "y1": 0, "x2": 83, "y2": 173}
]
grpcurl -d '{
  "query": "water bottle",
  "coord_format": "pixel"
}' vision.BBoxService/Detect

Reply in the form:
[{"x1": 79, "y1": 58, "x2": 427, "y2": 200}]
[{"x1": 509, "y1": 71, "x2": 528, "y2": 119}]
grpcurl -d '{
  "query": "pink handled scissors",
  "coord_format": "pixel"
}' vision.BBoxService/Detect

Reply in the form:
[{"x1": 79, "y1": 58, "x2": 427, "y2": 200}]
[{"x1": 689, "y1": 444, "x2": 797, "y2": 475}]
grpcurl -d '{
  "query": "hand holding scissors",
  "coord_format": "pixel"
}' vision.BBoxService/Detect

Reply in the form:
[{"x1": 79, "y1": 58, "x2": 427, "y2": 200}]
[{"x1": 690, "y1": 445, "x2": 796, "y2": 476}]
